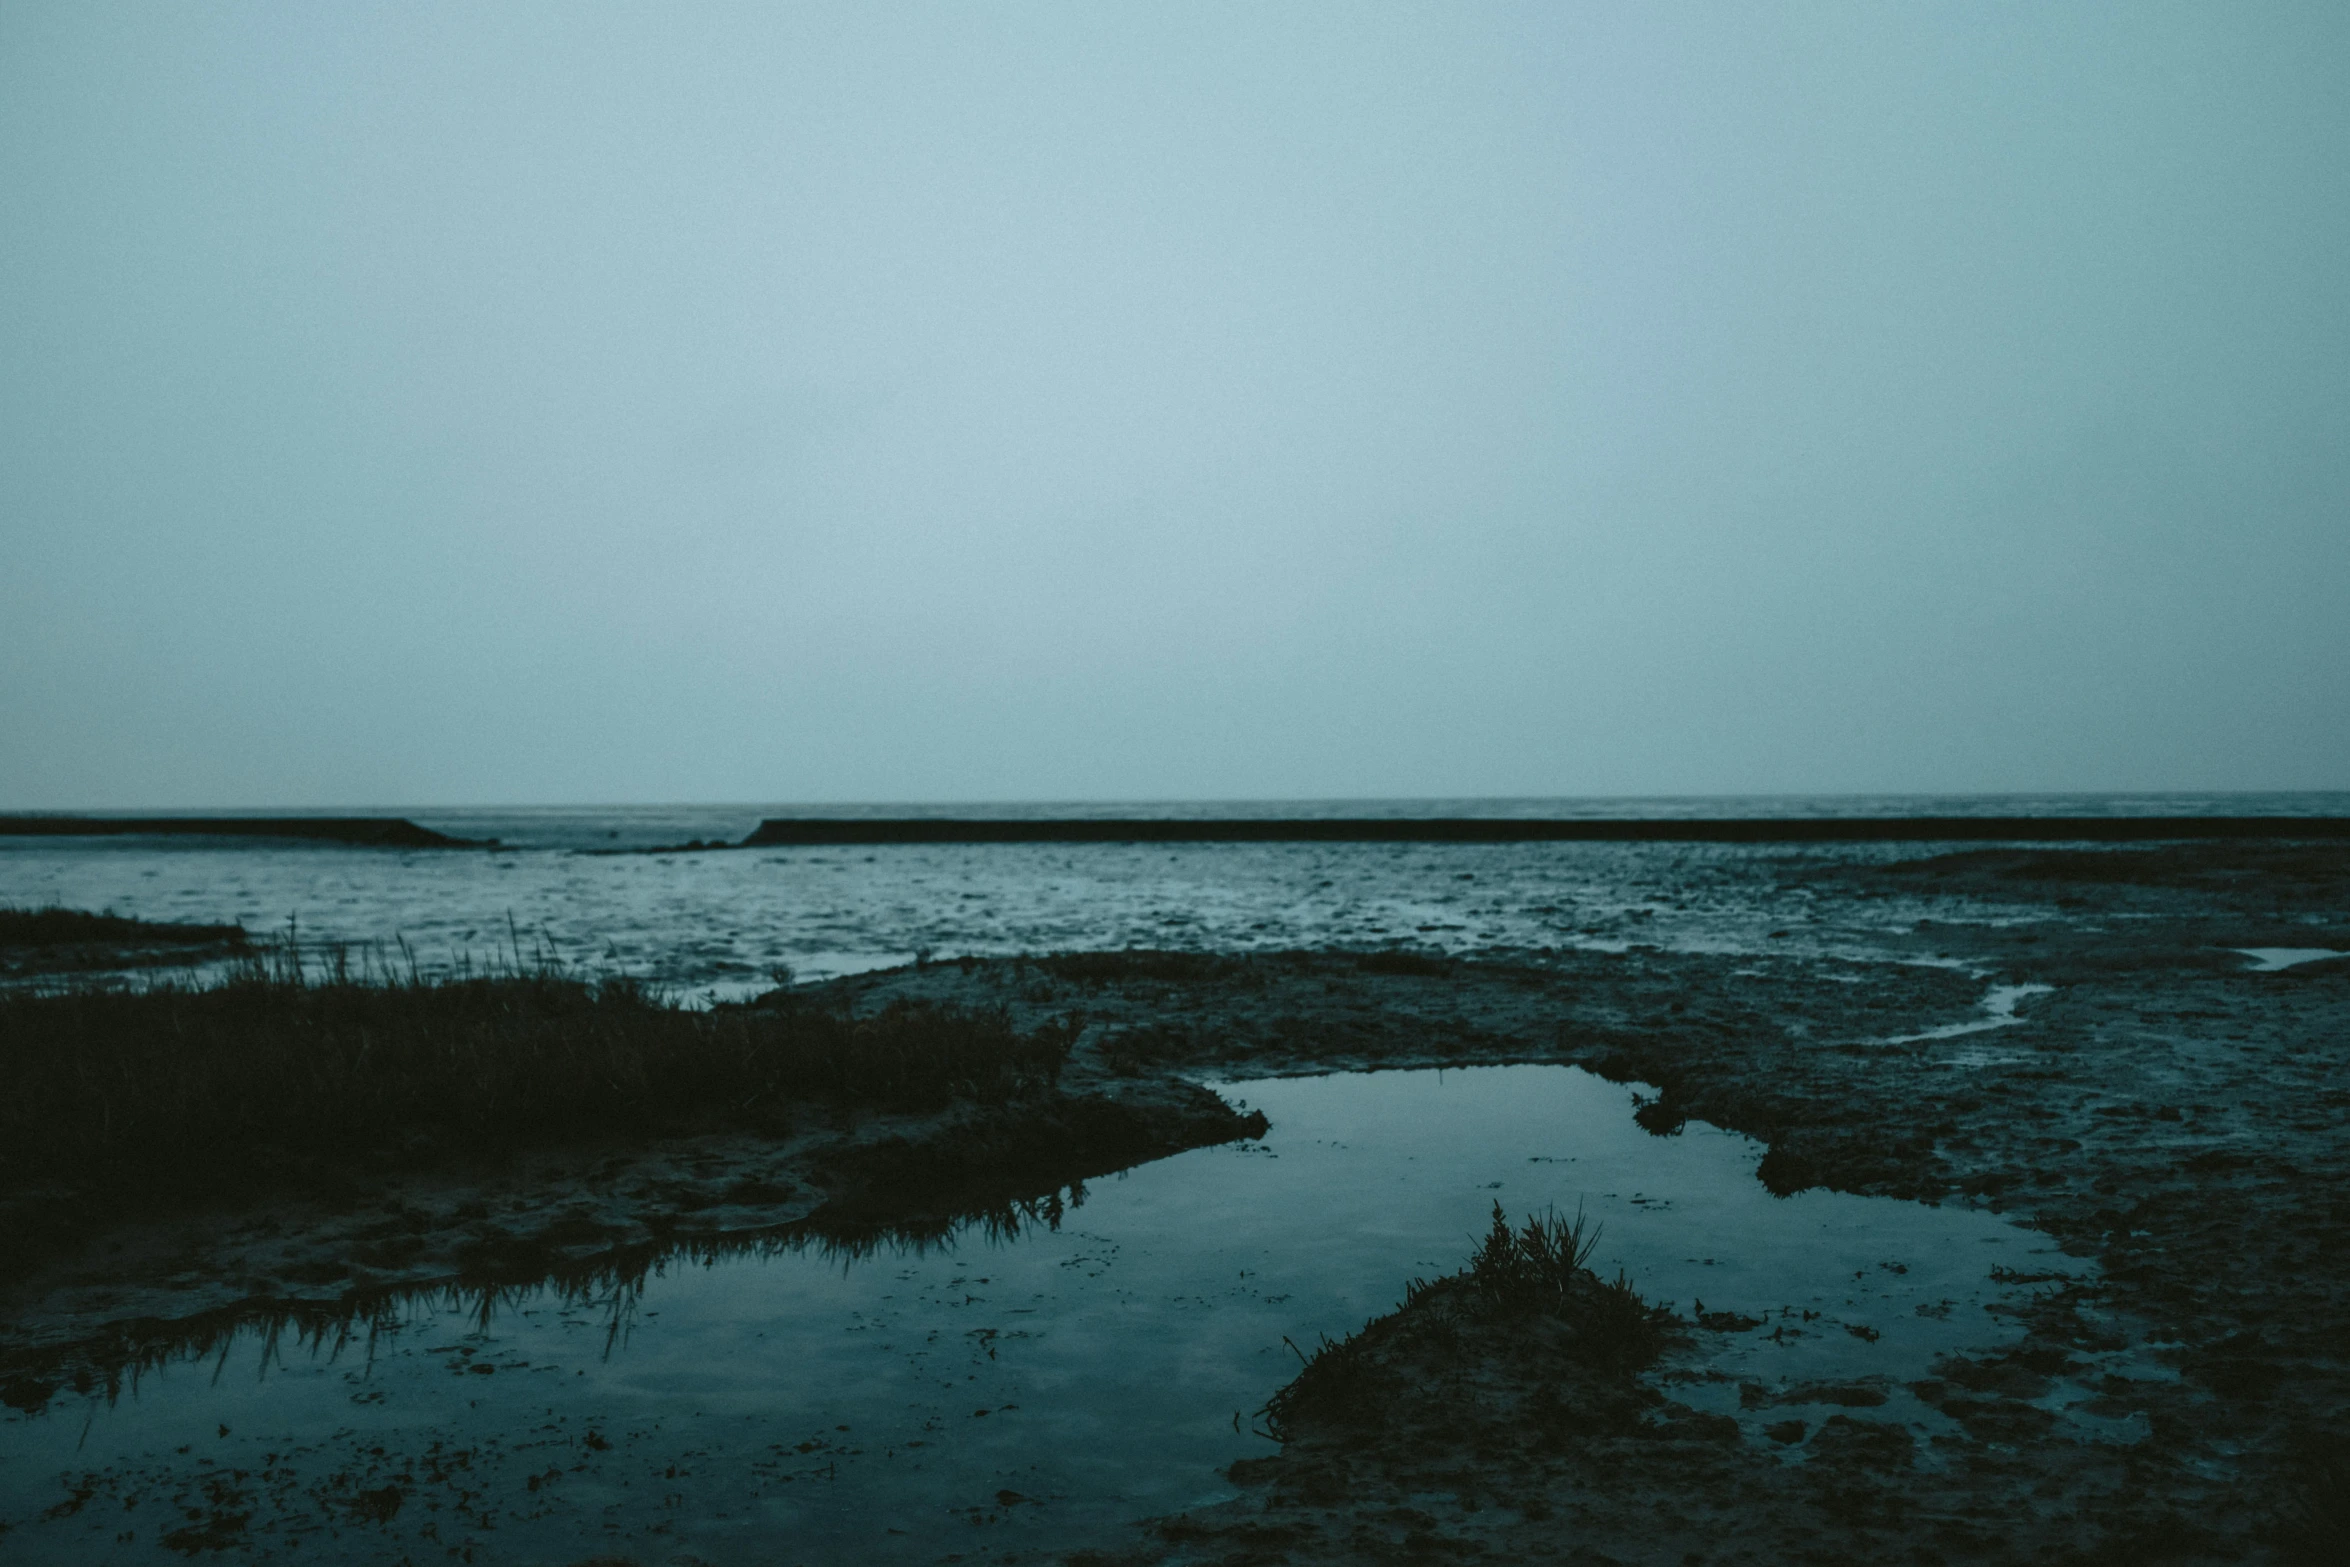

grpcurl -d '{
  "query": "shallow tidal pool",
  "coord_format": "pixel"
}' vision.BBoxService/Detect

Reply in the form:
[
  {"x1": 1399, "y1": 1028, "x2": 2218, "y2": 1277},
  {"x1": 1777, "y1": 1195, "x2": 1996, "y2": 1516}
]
[{"x1": 1, "y1": 1065, "x2": 2099, "y2": 1564}]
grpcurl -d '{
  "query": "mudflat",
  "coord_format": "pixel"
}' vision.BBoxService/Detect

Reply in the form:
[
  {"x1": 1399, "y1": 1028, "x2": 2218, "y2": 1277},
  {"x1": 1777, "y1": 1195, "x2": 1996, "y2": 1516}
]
[
  {"x1": 2, "y1": 840, "x2": 2345, "y2": 1562},
  {"x1": 806, "y1": 842, "x2": 2349, "y2": 1563}
]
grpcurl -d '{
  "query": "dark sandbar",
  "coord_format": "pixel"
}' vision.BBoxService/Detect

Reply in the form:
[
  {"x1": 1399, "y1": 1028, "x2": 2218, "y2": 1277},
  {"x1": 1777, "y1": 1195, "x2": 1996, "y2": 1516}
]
[{"x1": 743, "y1": 814, "x2": 2350, "y2": 846}]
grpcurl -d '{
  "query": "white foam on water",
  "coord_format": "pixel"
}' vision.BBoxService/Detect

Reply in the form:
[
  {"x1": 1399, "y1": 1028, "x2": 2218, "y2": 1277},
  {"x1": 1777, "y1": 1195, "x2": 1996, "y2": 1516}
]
[{"x1": 1891, "y1": 982, "x2": 2053, "y2": 1049}]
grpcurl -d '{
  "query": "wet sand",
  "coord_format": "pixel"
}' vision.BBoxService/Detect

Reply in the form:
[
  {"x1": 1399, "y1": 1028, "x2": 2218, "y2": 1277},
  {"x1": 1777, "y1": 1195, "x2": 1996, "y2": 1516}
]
[{"x1": 3, "y1": 839, "x2": 2345, "y2": 1561}]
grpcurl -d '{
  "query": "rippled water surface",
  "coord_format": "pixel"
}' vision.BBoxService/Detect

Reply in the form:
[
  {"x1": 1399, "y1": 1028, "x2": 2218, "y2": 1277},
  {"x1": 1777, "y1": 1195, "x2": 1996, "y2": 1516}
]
[
  {"x1": 9, "y1": 795, "x2": 2338, "y2": 994},
  {"x1": 1, "y1": 1066, "x2": 2097, "y2": 1565}
]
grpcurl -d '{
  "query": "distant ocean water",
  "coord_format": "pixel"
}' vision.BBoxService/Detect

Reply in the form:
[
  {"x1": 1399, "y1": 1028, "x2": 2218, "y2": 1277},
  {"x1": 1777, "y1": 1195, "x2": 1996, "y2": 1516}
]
[{"x1": 4, "y1": 795, "x2": 2342, "y2": 996}]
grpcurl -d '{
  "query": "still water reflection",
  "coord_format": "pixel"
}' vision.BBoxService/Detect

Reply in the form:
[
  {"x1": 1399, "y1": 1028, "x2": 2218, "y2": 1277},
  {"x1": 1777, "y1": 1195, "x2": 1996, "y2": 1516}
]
[{"x1": 0, "y1": 1066, "x2": 2087, "y2": 1564}]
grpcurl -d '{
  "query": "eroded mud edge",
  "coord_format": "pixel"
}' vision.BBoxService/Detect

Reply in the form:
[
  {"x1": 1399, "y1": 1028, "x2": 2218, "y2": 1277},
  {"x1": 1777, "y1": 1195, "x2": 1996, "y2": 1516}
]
[{"x1": 0, "y1": 1072, "x2": 1264, "y2": 1410}]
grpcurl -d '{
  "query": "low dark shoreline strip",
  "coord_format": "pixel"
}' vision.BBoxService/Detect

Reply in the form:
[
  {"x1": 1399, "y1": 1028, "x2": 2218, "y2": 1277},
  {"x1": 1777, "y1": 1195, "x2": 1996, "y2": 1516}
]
[
  {"x1": 0, "y1": 817, "x2": 481, "y2": 848},
  {"x1": 743, "y1": 815, "x2": 2350, "y2": 847}
]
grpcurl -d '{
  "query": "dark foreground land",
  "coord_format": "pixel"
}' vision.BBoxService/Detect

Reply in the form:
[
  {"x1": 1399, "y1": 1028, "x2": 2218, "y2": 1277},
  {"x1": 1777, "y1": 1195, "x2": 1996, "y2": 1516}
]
[
  {"x1": 0, "y1": 958, "x2": 1259, "y2": 1404},
  {"x1": 2, "y1": 840, "x2": 2347, "y2": 1563}
]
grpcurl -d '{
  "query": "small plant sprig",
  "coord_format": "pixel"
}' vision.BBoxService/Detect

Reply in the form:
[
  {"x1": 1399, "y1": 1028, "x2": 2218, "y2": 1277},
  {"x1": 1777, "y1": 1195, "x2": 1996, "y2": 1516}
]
[{"x1": 1469, "y1": 1200, "x2": 1603, "y2": 1308}]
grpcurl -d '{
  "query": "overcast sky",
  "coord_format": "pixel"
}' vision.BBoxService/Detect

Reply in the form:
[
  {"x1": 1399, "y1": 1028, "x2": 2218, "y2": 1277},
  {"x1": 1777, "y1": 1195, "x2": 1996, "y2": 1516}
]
[{"x1": 3, "y1": 3, "x2": 2344, "y2": 808}]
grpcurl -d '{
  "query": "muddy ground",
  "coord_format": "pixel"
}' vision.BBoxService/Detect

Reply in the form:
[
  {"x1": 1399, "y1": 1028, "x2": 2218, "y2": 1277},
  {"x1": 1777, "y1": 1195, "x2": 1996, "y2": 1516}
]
[
  {"x1": 799, "y1": 843, "x2": 2349, "y2": 1565},
  {"x1": 4, "y1": 841, "x2": 2347, "y2": 1562}
]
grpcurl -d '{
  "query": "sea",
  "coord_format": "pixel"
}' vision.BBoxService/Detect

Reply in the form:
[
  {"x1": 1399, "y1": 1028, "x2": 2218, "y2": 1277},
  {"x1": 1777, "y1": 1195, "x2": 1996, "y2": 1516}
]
[{"x1": 2, "y1": 793, "x2": 2339, "y2": 997}]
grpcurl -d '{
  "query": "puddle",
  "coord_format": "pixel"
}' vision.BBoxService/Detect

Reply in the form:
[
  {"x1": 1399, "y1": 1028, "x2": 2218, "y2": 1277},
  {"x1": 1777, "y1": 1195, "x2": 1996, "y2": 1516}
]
[
  {"x1": 2233, "y1": 946, "x2": 2345, "y2": 972},
  {"x1": 1890, "y1": 981, "x2": 2050, "y2": 1045},
  {"x1": 0, "y1": 1067, "x2": 2095, "y2": 1564}
]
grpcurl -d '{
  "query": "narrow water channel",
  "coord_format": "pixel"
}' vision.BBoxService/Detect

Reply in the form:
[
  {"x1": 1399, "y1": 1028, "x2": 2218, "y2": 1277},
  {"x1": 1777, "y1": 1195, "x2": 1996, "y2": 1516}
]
[{"x1": 0, "y1": 1066, "x2": 2093, "y2": 1564}]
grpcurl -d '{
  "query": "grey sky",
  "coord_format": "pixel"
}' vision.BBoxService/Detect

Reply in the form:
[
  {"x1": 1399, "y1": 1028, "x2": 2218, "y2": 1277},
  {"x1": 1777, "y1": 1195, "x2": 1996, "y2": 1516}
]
[{"x1": 3, "y1": 2, "x2": 2344, "y2": 808}]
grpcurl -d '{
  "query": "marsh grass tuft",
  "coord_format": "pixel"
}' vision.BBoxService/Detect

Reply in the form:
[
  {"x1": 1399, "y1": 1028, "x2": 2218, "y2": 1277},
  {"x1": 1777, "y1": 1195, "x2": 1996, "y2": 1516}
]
[
  {"x1": 1468, "y1": 1200, "x2": 1601, "y2": 1303},
  {"x1": 0, "y1": 905, "x2": 248, "y2": 972},
  {"x1": 1465, "y1": 1200, "x2": 1670, "y2": 1360},
  {"x1": 0, "y1": 949, "x2": 1073, "y2": 1255},
  {"x1": 0, "y1": 905, "x2": 247, "y2": 949},
  {"x1": 1261, "y1": 1202, "x2": 1674, "y2": 1440}
]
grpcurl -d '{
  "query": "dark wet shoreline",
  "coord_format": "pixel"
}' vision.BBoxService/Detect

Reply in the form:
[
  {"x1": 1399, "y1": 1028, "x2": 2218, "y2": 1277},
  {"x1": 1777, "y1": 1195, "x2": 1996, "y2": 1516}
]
[{"x1": 0, "y1": 816, "x2": 480, "y2": 848}]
